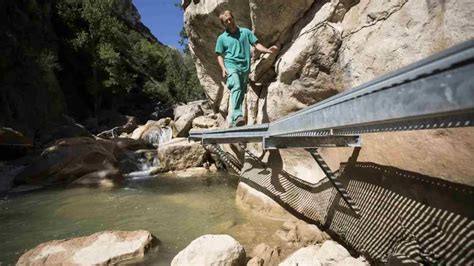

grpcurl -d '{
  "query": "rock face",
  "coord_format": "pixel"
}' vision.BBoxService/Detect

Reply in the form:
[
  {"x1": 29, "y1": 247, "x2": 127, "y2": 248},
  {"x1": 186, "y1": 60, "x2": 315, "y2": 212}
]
[
  {"x1": 184, "y1": 0, "x2": 474, "y2": 183},
  {"x1": 235, "y1": 182, "x2": 292, "y2": 219},
  {"x1": 17, "y1": 230, "x2": 156, "y2": 265},
  {"x1": 171, "y1": 234, "x2": 246, "y2": 266}
]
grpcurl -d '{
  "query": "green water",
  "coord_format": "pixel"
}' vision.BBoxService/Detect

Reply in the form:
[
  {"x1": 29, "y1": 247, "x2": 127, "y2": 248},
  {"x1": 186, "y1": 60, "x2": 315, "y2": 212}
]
[{"x1": 0, "y1": 173, "x2": 283, "y2": 265}]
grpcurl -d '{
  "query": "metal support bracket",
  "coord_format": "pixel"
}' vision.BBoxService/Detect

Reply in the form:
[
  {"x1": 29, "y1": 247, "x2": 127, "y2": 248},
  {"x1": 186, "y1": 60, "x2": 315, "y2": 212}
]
[{"x1": 306, "y1": 148, "x2": 361, "y2": 216}]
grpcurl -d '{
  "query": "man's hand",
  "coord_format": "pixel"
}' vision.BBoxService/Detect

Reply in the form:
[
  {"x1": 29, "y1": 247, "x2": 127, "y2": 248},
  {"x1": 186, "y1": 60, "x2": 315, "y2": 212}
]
[
  {"x1": 254, "y1": 43, "x2": 279, "y2": 54},
  {"x1": 267, "y1": 45, "x2": 279, "y2": 54},
  {"x1": 222, "y1": 68, "x2": 228, "y2": 78}
]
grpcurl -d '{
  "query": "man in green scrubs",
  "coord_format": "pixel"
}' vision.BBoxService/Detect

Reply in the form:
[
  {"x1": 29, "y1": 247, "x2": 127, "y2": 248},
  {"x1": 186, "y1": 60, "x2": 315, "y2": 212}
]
[{"x1": 215, "y1": 10, "x2": 278, "y2": 127}]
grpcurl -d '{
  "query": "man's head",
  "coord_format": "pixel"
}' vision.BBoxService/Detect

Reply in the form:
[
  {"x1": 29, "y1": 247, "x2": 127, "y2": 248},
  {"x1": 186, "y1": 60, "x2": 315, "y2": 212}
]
[{"x1": 219, "y1": 10, "x2": 236, "y2": 31}]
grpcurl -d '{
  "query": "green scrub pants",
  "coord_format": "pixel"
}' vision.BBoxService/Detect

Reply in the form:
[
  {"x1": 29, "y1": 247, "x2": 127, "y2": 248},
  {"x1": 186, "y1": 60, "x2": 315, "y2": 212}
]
[{"x1": 226, "y1": 70, "x2": 248, "y2": 125}]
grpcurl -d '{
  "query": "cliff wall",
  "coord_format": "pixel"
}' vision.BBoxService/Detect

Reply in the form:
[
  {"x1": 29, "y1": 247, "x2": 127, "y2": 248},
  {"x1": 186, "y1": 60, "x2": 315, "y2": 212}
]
[{"x1": 184, "y1": 0, "x2": 474, "y2": 185}]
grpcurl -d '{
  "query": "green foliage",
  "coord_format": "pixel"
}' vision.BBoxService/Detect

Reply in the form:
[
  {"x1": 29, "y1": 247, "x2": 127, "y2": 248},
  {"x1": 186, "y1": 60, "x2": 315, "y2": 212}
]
[
  {"x1": 36, "y1": 49, "x2": 61, "y2": 72},
  {"x1": 37, "y1": 49, "x2": 65, "y2": 114},
  {"x1": 55, "y1": 0, "x2": 204, "y2": 106}
]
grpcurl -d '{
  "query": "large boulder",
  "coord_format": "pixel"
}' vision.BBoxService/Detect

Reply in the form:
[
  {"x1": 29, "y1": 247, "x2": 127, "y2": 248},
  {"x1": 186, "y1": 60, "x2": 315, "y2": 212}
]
[
  {"x1": 192, "y1": 114, "x2": 223, "y2": 129},
  {"x1": 174, "y1": 100, "x2": 212, "y2": 120},
  {"x1": 14, "y1": 137, "x2": 123, "y2": 187},
  {"x1": 174, "y1": 103, "x2": 204, "y2": 137},
  {"x1": 156, "y1": 138, "x2": 208, "y2": 172},
  {"x1": 171, "y1": 234, "x2": 246, "y2": 266},
  {"x1": 17, "y1": 230, "x2": 156, "y2": 265}
]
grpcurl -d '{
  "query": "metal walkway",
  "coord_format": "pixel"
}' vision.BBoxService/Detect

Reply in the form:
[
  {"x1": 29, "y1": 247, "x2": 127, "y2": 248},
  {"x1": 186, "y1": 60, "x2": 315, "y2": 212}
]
[
  {"x1": 189, "y1": 39, "x2": 474, "y2": 218},
  {"x1": 190, "y1": 39, "x2": 474, "y2": 147}
]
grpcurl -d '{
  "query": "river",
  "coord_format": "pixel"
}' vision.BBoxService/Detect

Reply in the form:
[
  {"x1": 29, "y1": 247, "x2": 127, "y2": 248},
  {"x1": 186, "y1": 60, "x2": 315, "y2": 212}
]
[{"x1": 0, "y1": 172, "x2": 284, "y2": 265}]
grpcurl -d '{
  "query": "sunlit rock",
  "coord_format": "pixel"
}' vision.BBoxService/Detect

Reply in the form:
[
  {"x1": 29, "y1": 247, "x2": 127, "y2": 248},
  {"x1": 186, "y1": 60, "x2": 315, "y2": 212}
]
[
  {"x1": 235, "y1": 182, "x2": 292, "y2": 219},
  {"x1": 275, "y1": 219, "x2": 330, "y2": 249},
  {"x1": 17, "y1": 230, "x2": 156, "y2": 265},
  {"x1": 192, "y1": 114, "x2": 223, "y2": 129},
  {"x1": 247, "y1": 243, "x2": 282, "y2": 266},
  {"x1": 174, "y1": 102, "x2": 204, "y2": 137},
  {"x1": 156, "y1": 138, "x2": 209, "y2": 172},
  {"x1": 280, "y1": 240, "x2": 352, "y2": 266},
  {"x1": 171, "y1": 234, "x2": 246, "y2": 266}
]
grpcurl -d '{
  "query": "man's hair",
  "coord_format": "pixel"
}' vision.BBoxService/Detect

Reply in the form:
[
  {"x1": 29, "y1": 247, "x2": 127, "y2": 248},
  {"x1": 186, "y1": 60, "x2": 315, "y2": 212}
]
[{"x1": 219, "y1": 10, "x2": 234, "y2": 25}]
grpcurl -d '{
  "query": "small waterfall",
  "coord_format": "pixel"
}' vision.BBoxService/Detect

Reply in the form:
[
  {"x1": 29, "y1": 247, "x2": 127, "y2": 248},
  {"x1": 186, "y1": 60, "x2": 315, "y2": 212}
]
[
  {"x1": 123, "y1": 126, "x2": 172, "y2": 180},
  {"x1": 159, "y1": 127, "x2": 172, "y2": 145},
  {"x1": 144, "y1": 126, "x2": 173, "y2": 147},
  {"x1": 121, "y1": 150, "x2": 161, "y2": 180}
]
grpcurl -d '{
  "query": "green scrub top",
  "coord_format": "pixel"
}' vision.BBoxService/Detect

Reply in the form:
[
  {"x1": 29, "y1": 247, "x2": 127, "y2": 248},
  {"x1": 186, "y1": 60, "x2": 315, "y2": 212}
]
[{"x1": 215, "y1": 27, "x2": 258, "y2": 74}]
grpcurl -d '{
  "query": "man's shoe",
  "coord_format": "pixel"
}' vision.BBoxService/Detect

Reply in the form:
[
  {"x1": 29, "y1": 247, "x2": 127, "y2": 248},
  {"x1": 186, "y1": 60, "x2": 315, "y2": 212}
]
[{"x1": 235, "y1": 116, "x2": 245, "y2": 127}]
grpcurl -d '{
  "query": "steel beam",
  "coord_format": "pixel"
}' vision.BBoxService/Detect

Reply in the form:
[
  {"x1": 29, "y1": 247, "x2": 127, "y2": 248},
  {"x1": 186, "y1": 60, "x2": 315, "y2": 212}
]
[
  {"x1": 189, "y1": 124, "x2": 269, "y2": 144},
  {"x1": 189, "y1": 39, "x2": 474, "y2": 145},
  {"x1": 269, "y1": 40, "x2": 474, "y2": 136},
  {"x1": 263, "y1": 135, "x2": 361, "y2": 149}
]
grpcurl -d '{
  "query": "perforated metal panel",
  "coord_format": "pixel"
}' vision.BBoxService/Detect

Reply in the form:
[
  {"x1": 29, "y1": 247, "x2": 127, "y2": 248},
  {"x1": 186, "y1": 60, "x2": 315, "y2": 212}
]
[{"x1": 240, "y1": 155, "x2": 474, "y2": 264}]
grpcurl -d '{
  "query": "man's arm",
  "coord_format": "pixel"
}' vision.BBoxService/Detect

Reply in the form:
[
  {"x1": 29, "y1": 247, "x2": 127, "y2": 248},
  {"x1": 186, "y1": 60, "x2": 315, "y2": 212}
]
[
  {"x1": 217, "y1": 54, "x2": 227, "y2": 78},
  {"x1": 254, "y1": 43, "x2": 279, "y2": 54}
]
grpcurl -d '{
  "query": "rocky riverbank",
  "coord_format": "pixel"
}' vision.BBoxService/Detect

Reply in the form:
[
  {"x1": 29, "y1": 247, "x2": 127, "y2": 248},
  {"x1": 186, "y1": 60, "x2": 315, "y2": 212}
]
[
  {"x1": 15, "y1": 221, "x2": 368, "y2": 265},
  {"x1": 0, "y1": 100, "x2": 226, "y2": 194}
]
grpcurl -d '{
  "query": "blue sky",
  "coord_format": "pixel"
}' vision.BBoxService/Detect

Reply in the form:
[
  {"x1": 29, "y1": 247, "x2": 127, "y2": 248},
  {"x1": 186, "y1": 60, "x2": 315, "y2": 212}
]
[{"x1": 132, "y1": 0, "x2": 184, "y2": 49}]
